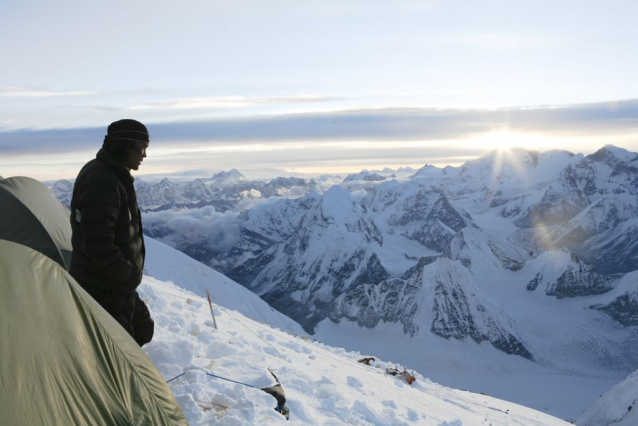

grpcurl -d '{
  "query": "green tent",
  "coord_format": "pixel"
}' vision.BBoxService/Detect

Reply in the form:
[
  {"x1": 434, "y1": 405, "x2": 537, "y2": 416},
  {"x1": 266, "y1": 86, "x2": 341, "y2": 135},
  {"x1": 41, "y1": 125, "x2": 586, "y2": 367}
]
[
  {"x1": 0, "y1": 240, "x2": 187, "y2": 425},
  {"x1": 0, "y1": 176, "x2": 72, "y2": 270}
]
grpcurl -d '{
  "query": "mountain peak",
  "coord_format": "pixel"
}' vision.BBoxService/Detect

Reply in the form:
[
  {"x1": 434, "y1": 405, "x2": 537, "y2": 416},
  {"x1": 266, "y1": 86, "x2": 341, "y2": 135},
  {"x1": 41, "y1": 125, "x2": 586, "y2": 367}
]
[
  {"x1": 586, "y1": 144, "x2": 638, "y2": 163},
  {"x1": 52, "y1": 179, "x2": 73, "y2": 191},
  {"x1": 343, "y1": 170, "x2": 386, "y2": 183},
  {"x1": 603, "y1": 144, "x2": 636, "y2": 161},
  {"x1": 413, "y1": 163, "x2": 445, "y2": 178},
  {"x1": 212, "y1": 169, "x2": 245, "y2": 181},
  {"x1": 321, "y1": 185, "x2": 356, "y2": 224},
  {"x1": 209, "y1": 169, "x2": 246, "y2": 188}
]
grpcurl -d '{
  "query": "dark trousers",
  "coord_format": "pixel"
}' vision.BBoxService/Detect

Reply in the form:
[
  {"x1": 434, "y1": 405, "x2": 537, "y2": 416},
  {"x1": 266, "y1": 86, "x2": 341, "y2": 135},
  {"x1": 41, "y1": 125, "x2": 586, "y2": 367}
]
[{"x1": 85, "y1": 287, "x2": 155, "y2": 346}]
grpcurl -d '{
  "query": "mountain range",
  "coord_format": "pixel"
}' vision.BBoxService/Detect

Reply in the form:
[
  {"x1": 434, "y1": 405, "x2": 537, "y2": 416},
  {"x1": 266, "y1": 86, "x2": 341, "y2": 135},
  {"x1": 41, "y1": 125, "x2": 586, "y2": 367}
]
[{"x1": 50, "y1": 145, "x2": 638, "y2": 420}]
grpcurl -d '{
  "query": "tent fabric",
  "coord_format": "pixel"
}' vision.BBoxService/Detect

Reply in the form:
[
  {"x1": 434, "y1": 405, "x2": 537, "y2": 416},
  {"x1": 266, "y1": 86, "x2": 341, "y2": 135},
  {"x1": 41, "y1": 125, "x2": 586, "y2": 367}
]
[
  {"x1": 0, "y1": 176, "x2": 72, "y2": 269},
  {"x1": 0, "y1": 240, "x2": 187, "y2": 426}
]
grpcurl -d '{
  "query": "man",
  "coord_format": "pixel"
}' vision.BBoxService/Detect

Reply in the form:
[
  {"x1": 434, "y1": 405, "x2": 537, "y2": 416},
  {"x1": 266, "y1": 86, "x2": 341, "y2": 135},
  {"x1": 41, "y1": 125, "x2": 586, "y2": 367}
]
[{"x1": 70, "y1": 119, "x2": 154, "y2": 346}]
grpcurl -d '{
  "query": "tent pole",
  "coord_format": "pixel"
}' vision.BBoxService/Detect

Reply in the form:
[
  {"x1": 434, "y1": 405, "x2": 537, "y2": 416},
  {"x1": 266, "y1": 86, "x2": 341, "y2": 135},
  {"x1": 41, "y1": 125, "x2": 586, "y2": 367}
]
[{"x1": 206, "y1": 289, "x2": 218, "y2": 330}]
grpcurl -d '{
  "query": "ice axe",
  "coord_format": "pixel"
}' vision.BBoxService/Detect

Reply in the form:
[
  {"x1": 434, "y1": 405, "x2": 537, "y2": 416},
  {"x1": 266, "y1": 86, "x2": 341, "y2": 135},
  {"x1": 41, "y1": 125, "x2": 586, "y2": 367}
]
[{"x1": 261, "y1": 369, "x2": 290, "y2": 420}]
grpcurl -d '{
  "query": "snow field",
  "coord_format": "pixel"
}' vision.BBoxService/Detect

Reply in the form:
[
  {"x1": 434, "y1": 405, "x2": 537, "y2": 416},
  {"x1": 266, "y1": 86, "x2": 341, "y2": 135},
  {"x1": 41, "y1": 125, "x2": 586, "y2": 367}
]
[
  {"x1": 577, "y1": 368, "x2": 638, "y2": 426},
  {"x1": 139, "y1": 276, "x2": 569, "y2": 425}
]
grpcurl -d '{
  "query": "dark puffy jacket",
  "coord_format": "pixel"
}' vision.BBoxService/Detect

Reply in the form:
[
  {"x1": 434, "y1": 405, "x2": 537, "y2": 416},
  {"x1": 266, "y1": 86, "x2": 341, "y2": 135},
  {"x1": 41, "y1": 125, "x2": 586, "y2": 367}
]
[{"x1": 70, "y1": 148, "x2": 145, "y2": 294}]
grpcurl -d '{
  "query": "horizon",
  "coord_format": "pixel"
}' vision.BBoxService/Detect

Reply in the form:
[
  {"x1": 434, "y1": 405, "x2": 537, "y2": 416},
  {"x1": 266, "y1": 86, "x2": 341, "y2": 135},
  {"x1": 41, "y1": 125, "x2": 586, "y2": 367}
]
[{"x1": 28, "y1": 142, "x2": 636, "y2": 185}]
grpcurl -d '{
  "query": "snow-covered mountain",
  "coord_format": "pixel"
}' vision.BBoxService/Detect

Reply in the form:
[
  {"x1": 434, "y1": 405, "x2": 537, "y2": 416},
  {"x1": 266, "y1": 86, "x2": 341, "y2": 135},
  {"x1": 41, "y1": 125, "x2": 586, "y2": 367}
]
[
  {"x1": 576, "y1": 368, "x2": 638, "y2": 426},
  {"x1": 229, "y1": 186, "x2": 389, "y2": 333},
  {"x1": 343, "y1": 170, "x2": 387, "y2": 182},
  {"x1": 207, "y1": 169, "x2": 246, "y2": 187},
  {"x1": 50, "y1": 144, "x2": 638, "y2": 421},
  {"x1": 51, "y1": 169, "x2": 318, "y2": 212},
  {"x1": 51, "y1": 178, "x2": 73, "y2": 207}
]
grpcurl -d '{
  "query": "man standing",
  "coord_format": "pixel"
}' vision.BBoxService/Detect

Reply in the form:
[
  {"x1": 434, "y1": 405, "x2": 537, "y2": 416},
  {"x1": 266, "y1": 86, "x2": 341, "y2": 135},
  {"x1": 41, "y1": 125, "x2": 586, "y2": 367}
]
[{"x1": 70, "y1": 119, "x2": 153, "y2": 346}]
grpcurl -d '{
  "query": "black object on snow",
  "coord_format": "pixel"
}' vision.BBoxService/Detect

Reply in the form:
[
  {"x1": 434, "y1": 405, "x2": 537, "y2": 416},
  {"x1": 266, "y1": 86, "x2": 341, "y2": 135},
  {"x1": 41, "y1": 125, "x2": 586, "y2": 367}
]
[{"x1": 261, "y1": 369, "x2": 290, "y2": 420}]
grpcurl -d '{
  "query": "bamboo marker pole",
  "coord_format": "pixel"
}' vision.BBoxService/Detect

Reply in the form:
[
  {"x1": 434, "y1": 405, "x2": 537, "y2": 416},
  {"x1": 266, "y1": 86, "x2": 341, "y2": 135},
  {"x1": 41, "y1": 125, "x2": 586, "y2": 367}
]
[{"x1": 206, "y1": 289, "x2": 218, "y2": 330}]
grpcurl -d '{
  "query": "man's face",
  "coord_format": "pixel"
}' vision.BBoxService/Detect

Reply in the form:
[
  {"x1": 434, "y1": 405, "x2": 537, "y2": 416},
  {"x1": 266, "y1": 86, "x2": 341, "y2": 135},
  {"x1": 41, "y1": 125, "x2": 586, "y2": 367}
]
[{"x1": 125, "y1": 140, "x2": 149, "y2": 171}]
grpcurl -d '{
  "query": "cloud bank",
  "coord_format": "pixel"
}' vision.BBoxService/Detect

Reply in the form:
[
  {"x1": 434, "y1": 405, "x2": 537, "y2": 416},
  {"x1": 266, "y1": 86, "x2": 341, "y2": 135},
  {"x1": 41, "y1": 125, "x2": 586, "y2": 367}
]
[
  {"x1": 1, "y1": 98, "x2": 637, "y2": 157},
  {"x1": 2, "y1": 98, "x2": 637, "y2": 181},
  {"x1": 143, "y1": 206, "x2": 243, "y2": 254}
]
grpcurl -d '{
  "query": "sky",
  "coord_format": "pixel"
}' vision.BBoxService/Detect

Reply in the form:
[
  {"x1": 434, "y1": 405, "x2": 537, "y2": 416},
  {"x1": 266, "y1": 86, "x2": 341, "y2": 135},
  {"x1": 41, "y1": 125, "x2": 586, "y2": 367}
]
[{"x1": 1, "y1": 0, "x2": 637, "y2": 181}]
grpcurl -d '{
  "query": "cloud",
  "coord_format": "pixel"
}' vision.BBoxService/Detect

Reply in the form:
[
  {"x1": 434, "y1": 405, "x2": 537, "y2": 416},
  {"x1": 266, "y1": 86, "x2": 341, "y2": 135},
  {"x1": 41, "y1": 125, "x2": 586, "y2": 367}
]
[
  {"x1": 143, "y1": 206, "x2": 243, "y2": 253},
  {"x1": 130, "y1": 95, "x2": 341, "y2": 110},
  {"x1": 1, "y1": 98, "x2": 637, "y2": 157},
  {"x1": 0, "y1": 126, "x2": 104, "y2": 155},
  {"x1": 0, "y1": 87, "x2": 97, "y2": 98}
]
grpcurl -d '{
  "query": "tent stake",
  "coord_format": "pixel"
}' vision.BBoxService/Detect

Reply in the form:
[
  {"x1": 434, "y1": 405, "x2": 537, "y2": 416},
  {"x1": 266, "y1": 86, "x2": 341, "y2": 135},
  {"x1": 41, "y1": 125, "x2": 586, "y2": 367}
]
[{"x1": 206, "y1": 289, "x2": 218, "y2": 330}]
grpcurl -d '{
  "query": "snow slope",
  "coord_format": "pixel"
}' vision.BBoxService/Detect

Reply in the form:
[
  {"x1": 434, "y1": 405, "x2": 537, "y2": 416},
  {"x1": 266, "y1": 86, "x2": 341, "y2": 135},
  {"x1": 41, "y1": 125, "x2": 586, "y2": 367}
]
[
  {"x1": 577, "y1": 368, "x2": 638, "y2": 426},
  {"x1": 144, "y1": 237, "x2": 304, "y2": 334},
  {"x1": 139, "y1": 275, "x2": 571, "y2": 426}
]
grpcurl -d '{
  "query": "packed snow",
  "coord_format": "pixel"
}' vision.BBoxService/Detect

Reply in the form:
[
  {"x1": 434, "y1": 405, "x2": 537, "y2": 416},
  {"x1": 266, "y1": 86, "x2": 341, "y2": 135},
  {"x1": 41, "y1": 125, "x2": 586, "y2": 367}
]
[{"x1": 139, "y1": 274, "x2": 570, "y2": 426}]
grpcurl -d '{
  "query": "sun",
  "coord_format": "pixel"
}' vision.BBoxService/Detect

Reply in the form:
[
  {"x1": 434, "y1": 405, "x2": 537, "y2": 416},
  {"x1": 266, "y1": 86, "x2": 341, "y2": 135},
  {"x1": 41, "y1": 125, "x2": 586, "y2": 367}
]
[
  {"x1": 482, "y1": 131, "x2": 525, "y2": 151},
  {"x1": 462, "y1": 129, "x2": 565, "y2": 153}
]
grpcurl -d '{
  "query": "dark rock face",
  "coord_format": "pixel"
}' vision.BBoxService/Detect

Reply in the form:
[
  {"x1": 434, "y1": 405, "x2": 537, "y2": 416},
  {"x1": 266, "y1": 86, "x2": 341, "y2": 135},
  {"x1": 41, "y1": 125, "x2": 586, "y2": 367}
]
[
  {"x1": 428, "y1": 262, "x2": 533, "y2": 360},
  {"x1": 143, "y1": 199, "x2": 235, "y2": 213},
  {"x1": 228, "y1": 191, "x2": 392, "y2": 334},
  {"x1": 248, "y1": 249, "x2": 392, "y2": 334},
  {"x1": 560, "y1": 163, "x2": 599, "y2": 196},
  {"x1": 574, "y1": 227, "x2": 638, "y2": 275},
  {"x1": 586, "y1": 147, "x2": 625, "y2": 164},
  {"x1": 551, "y1": 195, "x2": 638, "y2": 275},
  {"x1": 343, "y1": 172, "x2": 386, "y2": 182},
  {"x1": 227, "y1": 246, "x2": 278, "y2": 289},
  {"x1": 401, "y1": 256, "x2": 439, "y2": 279},
  {"x1": 500, "y1": 197, "x2": 525, "y2": 218},
  {"x1": 143, "y1": 223, "x2": 172, "y2": 239},
  {"x1": 180, "y1": 239, "x2": 219, "y2": 265},
  {"x1": 390, "y1": 189, "x2": 468, "y2": 251},
  {"x1": 391, "y1": 189, "x2": 466, "y2": 232},
  {"x1": 331, "y1": 277, "x2": 420, "y2": 336},
  {"x1": 515, "y1": 187, "x2": 589, "y2": 228},
  {"x1": 527, "y1": 272, "x2": 542, "y2": 291},
  {"x1": 553, "y1": 225, "x2": 591, "y2": 249},
  {"x1": 489, "y1": 197, "x2": 509, "y2": 208},
  {"x1": 332, "y1": 254, "x2": 534, "y2": 360},
  {"x1": 488, "y1": 242, "x2": 523, "y2": 271},
  {"x1": 362, "y1": 174, "x2": 387, "y2": 182},
  {"x1": 591, "y1": 293, "x2": 638, "y2": 326},
  {"x1": 546, "y1": 256, "x2": 622, "y2": 299},
  {"x1": 332, "y1": 255, "x2": 534, "y2": 363}
]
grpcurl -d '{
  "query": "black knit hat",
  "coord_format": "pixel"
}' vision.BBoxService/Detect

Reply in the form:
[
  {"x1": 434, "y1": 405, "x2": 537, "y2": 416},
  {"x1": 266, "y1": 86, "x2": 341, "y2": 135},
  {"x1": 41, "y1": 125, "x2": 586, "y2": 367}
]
[{"x1": 106, "y1": 119, "x2": 149, "y2": 142}]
